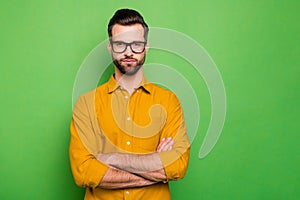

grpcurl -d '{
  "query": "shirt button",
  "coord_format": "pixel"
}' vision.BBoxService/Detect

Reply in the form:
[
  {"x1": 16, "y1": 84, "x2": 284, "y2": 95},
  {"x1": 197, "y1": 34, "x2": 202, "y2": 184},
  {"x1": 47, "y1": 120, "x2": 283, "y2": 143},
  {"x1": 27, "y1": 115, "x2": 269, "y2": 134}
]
[
  {"x1": 136, "y1": 89, "x2": 140, "y2": 93},
  {"x1": 125, "y1": 191, "x2": 130, "y2": 195},
  {"x1": 126, "y1": 141, "x2": 131, "y2": 145},
  {"x1": 124, "y1": 95, "x2": 128, "y2": 99},
  {"x1": 127, "y1": 117, "x2": 131, "y2": 121}
]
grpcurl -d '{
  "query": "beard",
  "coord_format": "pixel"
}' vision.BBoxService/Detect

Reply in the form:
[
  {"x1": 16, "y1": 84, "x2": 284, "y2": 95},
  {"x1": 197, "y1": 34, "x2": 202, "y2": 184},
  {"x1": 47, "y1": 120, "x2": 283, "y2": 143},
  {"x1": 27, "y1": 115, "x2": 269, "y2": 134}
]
[{"x1": 113, "y1": 54, "x2": 146, "y2": 76}]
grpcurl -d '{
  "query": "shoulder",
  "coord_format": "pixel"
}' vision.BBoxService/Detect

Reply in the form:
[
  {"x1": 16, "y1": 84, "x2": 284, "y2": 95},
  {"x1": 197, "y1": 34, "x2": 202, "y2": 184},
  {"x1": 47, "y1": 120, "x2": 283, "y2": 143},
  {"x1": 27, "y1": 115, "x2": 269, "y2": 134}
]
[
  {"x1": 75, "y1": 82, "x2": 109, "y2": 106},
  {"x1": 146, "y1": 82, "x2": 181, "y2": 107},
  {"x1": 147, "y1": 83, "x2": 184, "y2": 117},
  {"x1": 147, "y1": 82, "x2": 178, "y2": 99}
]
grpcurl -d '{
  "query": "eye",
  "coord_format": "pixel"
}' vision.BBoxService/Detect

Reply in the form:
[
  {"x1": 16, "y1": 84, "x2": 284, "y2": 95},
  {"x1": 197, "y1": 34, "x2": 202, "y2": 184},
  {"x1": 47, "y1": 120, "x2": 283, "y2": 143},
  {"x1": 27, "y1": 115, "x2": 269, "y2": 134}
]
[
  {"x1": 133, "y1": 42, "x2": 144, "y2": 47},
  {"x1": 115, "y1": 42, "x2": 125, "y2": 46}
]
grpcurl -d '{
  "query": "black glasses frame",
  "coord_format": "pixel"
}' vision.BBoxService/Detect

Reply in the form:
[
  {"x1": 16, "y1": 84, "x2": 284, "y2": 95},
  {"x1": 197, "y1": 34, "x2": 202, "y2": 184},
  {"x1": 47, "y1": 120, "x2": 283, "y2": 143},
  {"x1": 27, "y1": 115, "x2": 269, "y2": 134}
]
[{"x1": 110, "y1": 40, "x2": 147, "y2": 54}]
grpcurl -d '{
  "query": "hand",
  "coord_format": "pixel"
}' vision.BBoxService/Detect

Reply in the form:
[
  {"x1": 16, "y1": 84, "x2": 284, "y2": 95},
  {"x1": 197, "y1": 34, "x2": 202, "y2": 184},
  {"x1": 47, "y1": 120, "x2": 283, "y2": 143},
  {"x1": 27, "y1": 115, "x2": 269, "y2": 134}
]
[{"x1": 156, "y1": 137, "x2": 174, "y2": 152}]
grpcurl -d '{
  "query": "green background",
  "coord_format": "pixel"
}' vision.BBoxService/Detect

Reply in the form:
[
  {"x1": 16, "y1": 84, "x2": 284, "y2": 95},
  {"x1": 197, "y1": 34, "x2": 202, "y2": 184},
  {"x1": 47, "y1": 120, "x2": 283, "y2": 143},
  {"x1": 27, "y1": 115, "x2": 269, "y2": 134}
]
[{"x1": 1, "y1": 0, "x2": 299, "y2": 199}]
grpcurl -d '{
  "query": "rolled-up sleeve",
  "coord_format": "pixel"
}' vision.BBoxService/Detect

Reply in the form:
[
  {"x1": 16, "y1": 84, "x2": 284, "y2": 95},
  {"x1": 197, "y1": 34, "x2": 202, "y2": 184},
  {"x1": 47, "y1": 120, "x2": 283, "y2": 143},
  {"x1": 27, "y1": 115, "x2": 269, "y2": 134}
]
[
  {"x1": 69, "y1": 95, "x2": 108, "y2": 188},
  {"x1": 159, "y1": 93, "x2": 190, "y2": 181}
]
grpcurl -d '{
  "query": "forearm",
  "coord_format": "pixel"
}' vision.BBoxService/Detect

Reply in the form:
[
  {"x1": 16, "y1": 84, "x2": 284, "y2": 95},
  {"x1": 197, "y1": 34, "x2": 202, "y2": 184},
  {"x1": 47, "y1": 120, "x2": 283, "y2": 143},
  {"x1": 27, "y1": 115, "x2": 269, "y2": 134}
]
[
  {"x1": 137, "y1": 168, "x2": 166, "y2": 182},
  {"x1": 99, "y1": 167, "x2": 156, "y2": 189},
  {"x1": 97, "y1": 153, "x2": 166, "y2": 182}
]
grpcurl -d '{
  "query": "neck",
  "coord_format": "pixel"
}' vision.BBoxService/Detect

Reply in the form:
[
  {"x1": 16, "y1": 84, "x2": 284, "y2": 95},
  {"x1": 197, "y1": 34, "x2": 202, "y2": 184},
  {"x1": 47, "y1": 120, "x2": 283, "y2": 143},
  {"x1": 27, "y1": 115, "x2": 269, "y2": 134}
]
[{"x1": 115, "y1": 67, "x2": 143, "y2": 95}]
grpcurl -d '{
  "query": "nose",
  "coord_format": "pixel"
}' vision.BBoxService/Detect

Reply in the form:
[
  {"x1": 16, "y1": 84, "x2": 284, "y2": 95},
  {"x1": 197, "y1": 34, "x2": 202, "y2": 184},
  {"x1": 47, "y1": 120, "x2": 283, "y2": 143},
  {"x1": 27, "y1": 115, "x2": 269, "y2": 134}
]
[{"x1": 124, "y1": 45, "x2": 133, "y2": 56}]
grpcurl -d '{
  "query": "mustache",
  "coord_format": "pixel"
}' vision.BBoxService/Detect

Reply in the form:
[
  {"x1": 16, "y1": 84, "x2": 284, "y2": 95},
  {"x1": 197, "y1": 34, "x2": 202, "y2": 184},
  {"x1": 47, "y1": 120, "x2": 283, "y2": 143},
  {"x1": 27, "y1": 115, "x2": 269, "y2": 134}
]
[{"x1": 120, "y1": 56, "x2": 138, "y2": 61}]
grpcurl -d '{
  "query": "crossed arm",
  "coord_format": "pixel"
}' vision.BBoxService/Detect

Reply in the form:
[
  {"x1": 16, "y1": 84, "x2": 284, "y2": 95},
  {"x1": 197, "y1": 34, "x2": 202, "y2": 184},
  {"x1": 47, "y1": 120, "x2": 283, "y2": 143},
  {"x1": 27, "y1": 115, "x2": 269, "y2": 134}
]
[
  {"x1": 97, "y1": 137, "x2": 174, "y2": 189},
  {"x1": 70, "y1": 92, "x2": 190, "y2": 189}
]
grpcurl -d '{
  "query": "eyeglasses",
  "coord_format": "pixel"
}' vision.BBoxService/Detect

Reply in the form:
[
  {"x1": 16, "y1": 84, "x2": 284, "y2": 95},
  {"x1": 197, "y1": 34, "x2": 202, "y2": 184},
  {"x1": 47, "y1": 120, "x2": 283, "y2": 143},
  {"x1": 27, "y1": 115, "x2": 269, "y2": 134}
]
[{"x1": 110, "y1": 40, "x2": 147, "y2": 54}]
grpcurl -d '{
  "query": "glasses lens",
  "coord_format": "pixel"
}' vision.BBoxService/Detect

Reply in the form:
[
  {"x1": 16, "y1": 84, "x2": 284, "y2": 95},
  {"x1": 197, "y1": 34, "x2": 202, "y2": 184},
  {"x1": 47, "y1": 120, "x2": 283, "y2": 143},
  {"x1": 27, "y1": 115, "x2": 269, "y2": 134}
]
[
  {"x1": 112, "y1": 42, "x2": 126, "y2": 53},
  {"x1": 131, "y1": 42, "x2": 145, "y2": 53}
]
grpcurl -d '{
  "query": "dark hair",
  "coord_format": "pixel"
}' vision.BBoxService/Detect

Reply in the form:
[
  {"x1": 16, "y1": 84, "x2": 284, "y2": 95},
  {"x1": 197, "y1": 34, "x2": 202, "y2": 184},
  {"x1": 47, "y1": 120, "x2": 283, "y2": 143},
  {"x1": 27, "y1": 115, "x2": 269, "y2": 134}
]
[{"x1": 108, "y1": 8, "x2": 149, "y2": 40}]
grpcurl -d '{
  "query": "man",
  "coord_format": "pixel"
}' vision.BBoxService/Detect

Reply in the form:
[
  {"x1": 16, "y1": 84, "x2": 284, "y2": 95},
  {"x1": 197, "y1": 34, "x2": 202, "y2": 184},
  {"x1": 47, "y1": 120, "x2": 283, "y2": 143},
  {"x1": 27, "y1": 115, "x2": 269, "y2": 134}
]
[{"x1": 69, "y1": 8, "x2": 190, "y2": 200}]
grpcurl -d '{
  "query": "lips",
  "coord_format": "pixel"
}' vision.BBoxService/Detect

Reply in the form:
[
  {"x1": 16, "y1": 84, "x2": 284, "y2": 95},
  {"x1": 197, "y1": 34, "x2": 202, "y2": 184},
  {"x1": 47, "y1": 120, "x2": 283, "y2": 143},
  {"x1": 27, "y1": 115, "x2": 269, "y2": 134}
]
[{"x1": 122, "y1": 59, "x2": 136, "y2": 63}]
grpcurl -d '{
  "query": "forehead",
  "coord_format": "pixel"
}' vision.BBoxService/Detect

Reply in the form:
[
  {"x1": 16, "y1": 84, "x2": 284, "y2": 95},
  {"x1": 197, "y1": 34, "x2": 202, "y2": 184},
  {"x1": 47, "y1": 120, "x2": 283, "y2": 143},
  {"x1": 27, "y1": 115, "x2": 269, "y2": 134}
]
[{"x1": 111, "y1": 24, "x2": 145, "y2": 41}]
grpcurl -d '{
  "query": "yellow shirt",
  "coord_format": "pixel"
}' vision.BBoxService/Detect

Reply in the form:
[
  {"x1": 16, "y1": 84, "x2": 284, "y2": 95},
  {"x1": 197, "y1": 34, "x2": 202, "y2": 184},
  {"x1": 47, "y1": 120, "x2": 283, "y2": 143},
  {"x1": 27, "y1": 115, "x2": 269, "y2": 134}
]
[{"x1": 69, "y1": 75, "x2": 190, "y2": 200}]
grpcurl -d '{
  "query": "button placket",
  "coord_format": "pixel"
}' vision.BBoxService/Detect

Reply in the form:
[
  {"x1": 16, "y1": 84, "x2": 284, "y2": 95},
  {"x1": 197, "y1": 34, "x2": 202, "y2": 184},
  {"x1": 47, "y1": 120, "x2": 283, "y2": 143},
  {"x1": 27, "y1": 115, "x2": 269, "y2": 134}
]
[{"x1": 123, "y1": 90, "x2": 131, "y2": 131}]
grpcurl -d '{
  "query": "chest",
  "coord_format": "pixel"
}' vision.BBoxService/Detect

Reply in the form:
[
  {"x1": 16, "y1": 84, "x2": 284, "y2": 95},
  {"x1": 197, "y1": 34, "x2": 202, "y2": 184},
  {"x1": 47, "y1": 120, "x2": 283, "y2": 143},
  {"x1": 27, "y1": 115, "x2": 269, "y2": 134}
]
[{"x1": 95, "y1": 90, "x2": 167, "y2": 153}]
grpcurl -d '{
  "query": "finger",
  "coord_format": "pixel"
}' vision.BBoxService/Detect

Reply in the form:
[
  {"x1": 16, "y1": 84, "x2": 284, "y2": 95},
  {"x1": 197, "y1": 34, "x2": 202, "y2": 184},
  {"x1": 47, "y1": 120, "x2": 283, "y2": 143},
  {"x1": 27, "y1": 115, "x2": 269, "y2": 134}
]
[
  {"x1": 156, "y1": 138, "x2": 165, "y2": 151},
  {"x1": 157, "y1": 137, "x2": 171, "y2": 152},
  {"x1": 158, "y1": 137, "x2": 174, "y2": 152},
  {"x1": 157, "y1": 139, "x2": 168, "y2": 152},
  {"x1": 164, "y1": 140, "x2": 174, "y2": 151}
]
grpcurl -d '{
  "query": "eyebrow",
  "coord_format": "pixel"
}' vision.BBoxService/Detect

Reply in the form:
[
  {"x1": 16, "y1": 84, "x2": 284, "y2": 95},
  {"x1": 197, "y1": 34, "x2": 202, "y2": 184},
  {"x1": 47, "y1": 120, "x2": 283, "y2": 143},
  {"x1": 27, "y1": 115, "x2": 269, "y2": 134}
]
[{"x1": 111, "y1": 40, "x2": 146, "y2": 43}]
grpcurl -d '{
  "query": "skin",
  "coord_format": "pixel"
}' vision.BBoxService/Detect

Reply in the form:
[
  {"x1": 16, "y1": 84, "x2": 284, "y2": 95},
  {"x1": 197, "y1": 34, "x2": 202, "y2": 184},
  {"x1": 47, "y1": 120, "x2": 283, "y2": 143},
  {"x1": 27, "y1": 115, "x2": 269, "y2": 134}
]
[
  {"x1": 97, "y1": 24, "x2": 175, "y2": 189},
  {"x1": 98, "y1": 137, "x2": 174, "y2": 189},
  {"x1": 108, "y1": 24, "x2": 148, "y2": 95}
]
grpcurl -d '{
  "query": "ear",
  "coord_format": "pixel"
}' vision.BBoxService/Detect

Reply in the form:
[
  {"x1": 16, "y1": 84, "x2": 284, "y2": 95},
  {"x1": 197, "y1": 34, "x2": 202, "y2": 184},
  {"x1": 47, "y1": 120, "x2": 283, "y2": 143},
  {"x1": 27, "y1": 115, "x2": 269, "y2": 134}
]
[
  {"x1": 107, "y1": 41, "x2": 112, "y2": 53},
  {"x1": 145, "y1": 42, "x2": 149, "y2": 53}
]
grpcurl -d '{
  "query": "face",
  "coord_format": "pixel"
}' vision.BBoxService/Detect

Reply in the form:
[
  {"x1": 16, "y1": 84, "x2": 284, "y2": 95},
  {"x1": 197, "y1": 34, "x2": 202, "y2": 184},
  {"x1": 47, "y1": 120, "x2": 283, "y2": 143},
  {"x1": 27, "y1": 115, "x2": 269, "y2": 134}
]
[{"x1": 109, "y1": 24, "x2": 148, "y2": 76}]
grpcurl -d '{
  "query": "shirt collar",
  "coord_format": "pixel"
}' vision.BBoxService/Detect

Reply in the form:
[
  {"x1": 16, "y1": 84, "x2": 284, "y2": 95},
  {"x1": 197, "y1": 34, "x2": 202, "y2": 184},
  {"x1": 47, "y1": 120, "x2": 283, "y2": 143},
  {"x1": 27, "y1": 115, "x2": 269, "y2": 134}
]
[{"x1": 107, "y1": 74, "x2": 151, "y2": 94}]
